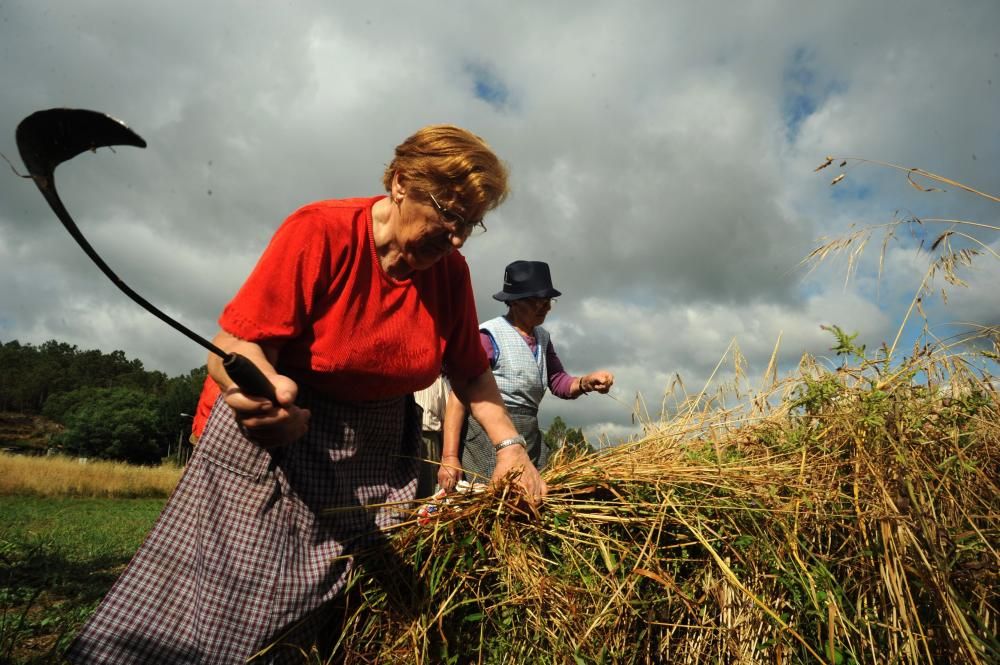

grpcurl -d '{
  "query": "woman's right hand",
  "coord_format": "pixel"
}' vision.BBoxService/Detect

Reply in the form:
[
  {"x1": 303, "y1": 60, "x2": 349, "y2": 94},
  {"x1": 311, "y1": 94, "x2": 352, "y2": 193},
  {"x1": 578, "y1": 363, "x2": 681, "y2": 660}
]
[
  {"x1": 438, "y1": 454, "x2": 463, "y2": 492},
  {"x1": 223, "y1": 373, "x2": 311, "y2": 449},
  {"x1": 208, "y1": 331, "x2": 309, "y2": 449}
]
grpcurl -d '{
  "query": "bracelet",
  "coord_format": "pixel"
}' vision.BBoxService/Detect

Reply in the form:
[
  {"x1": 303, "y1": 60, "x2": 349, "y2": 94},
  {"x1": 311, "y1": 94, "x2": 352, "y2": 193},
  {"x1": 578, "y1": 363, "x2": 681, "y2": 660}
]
[
  {"x1": 579, "y1": 377, "x2": 590, "y2": 394},
  {"x1": 493, "y1": 434, "x2": 526, "y2": 452}
]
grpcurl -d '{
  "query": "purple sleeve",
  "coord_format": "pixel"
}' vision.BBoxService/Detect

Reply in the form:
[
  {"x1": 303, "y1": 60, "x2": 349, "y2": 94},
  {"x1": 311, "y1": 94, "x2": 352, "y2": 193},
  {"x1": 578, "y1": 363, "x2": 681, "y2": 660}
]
[
  {"x1": 480, "y1": 331, "x2": 498, "y2": 368},
  {"x1": 546, "y1": 340, "x2": 577, "y2": 399}
]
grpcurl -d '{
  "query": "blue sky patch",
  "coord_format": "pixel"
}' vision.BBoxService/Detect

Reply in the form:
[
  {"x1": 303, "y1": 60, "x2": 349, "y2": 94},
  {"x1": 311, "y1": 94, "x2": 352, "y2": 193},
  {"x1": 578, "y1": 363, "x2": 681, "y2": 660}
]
[
  {"x1": 785, "y1": 93, "x2": 817, "y2": 140},
  {"x1": 782, "y1": 46, "x2": 845, "y2": 143},
  {"x1": 831, "y1": 182, "x2": 873, "y2": 202},
  {"x1": 465, "y1": 62, "x2": 513, "y2": 111}
]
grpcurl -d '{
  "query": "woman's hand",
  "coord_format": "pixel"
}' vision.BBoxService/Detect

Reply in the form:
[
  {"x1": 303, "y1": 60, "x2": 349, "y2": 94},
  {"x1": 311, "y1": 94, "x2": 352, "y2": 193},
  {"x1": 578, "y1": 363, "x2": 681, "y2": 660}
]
[
  {"x1": 492, "y1": 444, "x2": 547, "y2": 503},
  {"x1": 437, "y1": 454, "x2": 463, "y2": 492},
  {"x1": 452, "y1": 369, "x2": 548, "y2": 505},
  {"x1": 223, "y1": 374, "x2": 310, "y2": 449},
  {"x1": 207, "y1": 330, "x2": 310, "y2": 449},
  {"x1": 581, "y1": 370, "x2": 615, "y2": 394}
]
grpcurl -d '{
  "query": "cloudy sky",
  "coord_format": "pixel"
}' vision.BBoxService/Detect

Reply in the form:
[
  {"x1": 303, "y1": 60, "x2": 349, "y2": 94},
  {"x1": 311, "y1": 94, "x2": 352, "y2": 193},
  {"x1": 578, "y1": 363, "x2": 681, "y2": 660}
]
[{"x1": 1, "y1": 1, "x2": 997, "y2": 442}]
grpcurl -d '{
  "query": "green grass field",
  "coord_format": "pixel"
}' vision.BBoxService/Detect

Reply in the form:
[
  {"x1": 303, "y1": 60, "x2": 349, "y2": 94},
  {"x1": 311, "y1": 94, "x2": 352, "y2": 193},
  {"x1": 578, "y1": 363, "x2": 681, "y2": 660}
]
[{"x1": 0, "y1": 496, "x2": 164, "y2": 664}]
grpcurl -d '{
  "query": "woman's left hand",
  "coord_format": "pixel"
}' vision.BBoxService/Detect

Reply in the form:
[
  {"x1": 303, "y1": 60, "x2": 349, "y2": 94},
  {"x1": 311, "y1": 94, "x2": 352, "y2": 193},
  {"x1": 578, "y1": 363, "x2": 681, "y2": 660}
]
[
  {"x1": 582, "y1": 370, "x2": 615, "y2": 394},
  {"x1": 452, "y1": 369, "x2": 548, "y2": 505},
  {"x1": 493, "y1": 445, "x2": 547, "y2": 504}
]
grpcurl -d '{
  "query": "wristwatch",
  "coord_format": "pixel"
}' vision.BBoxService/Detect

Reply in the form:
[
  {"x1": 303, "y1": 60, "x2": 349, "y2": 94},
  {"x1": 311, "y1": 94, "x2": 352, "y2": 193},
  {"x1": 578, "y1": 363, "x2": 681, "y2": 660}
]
[{"x1": 493, "y1": 434, "x2": 526, "y2": 452}]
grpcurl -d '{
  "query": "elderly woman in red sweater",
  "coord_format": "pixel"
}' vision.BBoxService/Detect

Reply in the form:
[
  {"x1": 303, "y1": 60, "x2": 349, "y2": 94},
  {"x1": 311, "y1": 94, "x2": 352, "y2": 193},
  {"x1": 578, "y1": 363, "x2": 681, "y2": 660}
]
[{"x1": 68, "y1": 126, "x2": 545, "y2": 664}]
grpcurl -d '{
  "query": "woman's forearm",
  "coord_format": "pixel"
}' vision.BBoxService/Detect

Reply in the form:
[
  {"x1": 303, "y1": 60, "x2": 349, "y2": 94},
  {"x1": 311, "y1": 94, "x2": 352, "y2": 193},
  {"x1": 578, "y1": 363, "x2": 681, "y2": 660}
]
[
  {"x1": 442, "y1": 389, "x2": 466, "y2": 457},
  {"x1": 451, "y1": 370, "x2": 518, "y2": 442}
]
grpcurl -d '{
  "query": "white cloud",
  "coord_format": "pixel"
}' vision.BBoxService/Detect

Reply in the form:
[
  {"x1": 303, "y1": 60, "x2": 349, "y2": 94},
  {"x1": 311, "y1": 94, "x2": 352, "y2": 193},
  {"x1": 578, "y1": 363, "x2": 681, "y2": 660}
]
[{"x1": 1, "y1": 0, "x2": 997, "y2": 440}]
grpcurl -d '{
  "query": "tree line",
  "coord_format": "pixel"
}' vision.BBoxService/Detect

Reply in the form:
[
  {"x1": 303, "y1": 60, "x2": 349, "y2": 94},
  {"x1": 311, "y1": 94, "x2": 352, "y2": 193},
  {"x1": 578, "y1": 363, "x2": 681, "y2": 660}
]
[
  {"x1": 1, "y1": 339, "x2": 206, "y2": 465},
  {"x1": 543, "y1": 415, "x2": 591, "y2": 457},
  {"x1": 1, "y1": 339, "x2": 591, "y2": 466}
]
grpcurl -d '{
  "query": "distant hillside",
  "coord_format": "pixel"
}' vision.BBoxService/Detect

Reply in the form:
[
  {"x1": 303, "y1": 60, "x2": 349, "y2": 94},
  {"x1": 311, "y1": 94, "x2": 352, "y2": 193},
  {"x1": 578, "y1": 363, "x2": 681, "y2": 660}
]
[
  {"x1": 0, "y1": 339, "x2": 207, "y2": 462},
  {"x1": 0, "y1": 412, "x2": 64, "y2": 453}
]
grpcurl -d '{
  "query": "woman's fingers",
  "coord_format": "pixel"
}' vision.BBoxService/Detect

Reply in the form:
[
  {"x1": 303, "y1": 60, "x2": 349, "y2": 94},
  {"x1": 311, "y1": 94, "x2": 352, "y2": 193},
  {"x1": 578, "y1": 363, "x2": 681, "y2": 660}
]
[
  {"x1": 224, "y1": 374, "x2": 299, "y2": 413},
  {"x1": 240, "y1": 405, "x2": 310, "y2": 431},
  {"x1": 438, "y1": 456, "x2": 462, "y2": 492},
  {"x1": 223, "y1": 387, "x2": 273, "y2": 414},
  {"x1": 588, "y1": 370, "x2": 615, "y2": 394},
  {"x1": 223, "y1": 373, "x2": 309, "y2": 448},
  {"x1": 492, "y1": 446, "x2": 547, "y2": 505},
  {"x1": 239, "y1": 405, "x2": 311, "y2": 449},
  {"x1": 439, "y1": 470, "x2": 456, "y2": 492},
  {"x1": 516, "y1": 468, "x2": 547, "y2": 503}
]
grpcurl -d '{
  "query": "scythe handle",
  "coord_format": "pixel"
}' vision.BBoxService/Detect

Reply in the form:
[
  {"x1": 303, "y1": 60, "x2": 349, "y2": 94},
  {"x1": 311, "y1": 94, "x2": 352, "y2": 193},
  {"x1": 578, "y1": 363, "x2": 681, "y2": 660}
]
[{"x1": 222, "y1": 353, "x2": 279, "y2": 404}]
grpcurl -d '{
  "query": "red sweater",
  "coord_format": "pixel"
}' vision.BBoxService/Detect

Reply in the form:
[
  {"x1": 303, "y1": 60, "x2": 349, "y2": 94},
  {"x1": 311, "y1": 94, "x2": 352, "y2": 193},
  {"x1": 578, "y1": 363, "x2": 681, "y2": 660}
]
[{"x1": 191, "y1": 196, "x2": 487, "y2": 437}]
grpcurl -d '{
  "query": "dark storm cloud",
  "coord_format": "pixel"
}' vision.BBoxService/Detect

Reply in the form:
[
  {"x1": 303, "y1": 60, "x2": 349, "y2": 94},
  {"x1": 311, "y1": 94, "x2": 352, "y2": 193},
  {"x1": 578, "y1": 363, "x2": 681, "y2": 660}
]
[{"x1": 1, "y1": 0, "x2": 997, "y2": 438}]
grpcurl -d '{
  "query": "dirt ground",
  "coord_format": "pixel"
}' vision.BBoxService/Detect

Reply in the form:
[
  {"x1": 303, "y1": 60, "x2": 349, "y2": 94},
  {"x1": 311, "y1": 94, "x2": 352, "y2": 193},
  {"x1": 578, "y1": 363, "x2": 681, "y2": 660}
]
[{"x1": 0, "y1": 412, "x2": 63, "y2": 453}]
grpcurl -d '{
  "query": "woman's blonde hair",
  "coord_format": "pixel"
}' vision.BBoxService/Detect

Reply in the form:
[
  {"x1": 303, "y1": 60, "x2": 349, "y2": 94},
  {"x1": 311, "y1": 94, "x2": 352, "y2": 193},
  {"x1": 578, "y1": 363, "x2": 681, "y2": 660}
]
[{"x1": 382, "y1": 125, "x2": 509, "y2": 221}]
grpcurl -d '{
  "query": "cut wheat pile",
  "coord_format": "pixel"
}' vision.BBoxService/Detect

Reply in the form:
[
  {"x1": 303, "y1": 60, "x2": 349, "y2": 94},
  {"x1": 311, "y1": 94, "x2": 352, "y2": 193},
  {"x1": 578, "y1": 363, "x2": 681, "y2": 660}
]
[{"x1": 324, "y1": 341, "x2": 998, "y2": 664}]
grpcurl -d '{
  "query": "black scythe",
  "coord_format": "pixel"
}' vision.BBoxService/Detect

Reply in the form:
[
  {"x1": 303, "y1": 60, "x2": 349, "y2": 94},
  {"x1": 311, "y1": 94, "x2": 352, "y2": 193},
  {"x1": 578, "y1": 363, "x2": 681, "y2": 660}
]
[{"x1": 16, "y1": 108, "x2": 277, "y2": 403}]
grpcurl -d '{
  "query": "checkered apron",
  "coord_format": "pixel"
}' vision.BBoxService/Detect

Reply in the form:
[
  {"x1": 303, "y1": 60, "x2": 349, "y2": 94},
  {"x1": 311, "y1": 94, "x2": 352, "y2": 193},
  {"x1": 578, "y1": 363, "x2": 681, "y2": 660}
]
[
  {"x1": 461, "y1": 405, "x2": 546, "y2": 483},
  {"x1": 66, "y1": 387, "x2": 420, "y2": 664},
  {"x1": 461, "y1": 318, "x2": 550, "y2": 483}
]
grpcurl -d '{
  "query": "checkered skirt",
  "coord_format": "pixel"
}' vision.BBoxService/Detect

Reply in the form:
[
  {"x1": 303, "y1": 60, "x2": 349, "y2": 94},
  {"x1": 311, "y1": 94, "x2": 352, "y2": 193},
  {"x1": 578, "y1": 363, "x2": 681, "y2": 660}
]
[{"x1": 66, "y1": 388, "x2": 420, "y2": 664}]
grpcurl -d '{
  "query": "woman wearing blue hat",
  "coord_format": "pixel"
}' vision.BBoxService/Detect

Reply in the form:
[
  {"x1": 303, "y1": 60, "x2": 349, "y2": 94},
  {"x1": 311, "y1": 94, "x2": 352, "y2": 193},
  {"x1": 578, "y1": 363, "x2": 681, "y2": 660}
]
[{"x1": 439, "y1": 260, "x2": 614, "y2": 489}]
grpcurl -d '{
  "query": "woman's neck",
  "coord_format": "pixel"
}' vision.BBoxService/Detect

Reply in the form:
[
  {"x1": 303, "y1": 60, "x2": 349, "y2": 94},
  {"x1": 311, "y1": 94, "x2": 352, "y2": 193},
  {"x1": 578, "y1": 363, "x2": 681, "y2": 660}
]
[
  {"x1": 371, "y1": 197, "x2": 412, "y2": 279},
  {"x1": 504, "y1": 313, "x2": 535, "y2": 337}
]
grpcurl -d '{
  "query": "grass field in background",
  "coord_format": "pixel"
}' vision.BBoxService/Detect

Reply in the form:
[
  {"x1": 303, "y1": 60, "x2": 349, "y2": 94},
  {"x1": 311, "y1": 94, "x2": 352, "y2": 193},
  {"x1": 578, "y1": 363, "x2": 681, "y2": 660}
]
[
  {"x1": 0, "y1": 453, "x2": 182, "y2": 499},
  {"x1": 0, "y1": 496, "x2": 164, "y2": 663}
]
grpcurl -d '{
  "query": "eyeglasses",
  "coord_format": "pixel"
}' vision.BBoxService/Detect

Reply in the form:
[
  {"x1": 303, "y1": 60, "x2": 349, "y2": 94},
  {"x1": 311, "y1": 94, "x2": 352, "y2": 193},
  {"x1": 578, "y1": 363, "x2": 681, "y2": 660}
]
[
  {"x1": 428, "y1": 193, "x2": 487, "y2": 238},
  {"x1": 523, "y1": 297, "x2": 556, "y2": 307}
]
